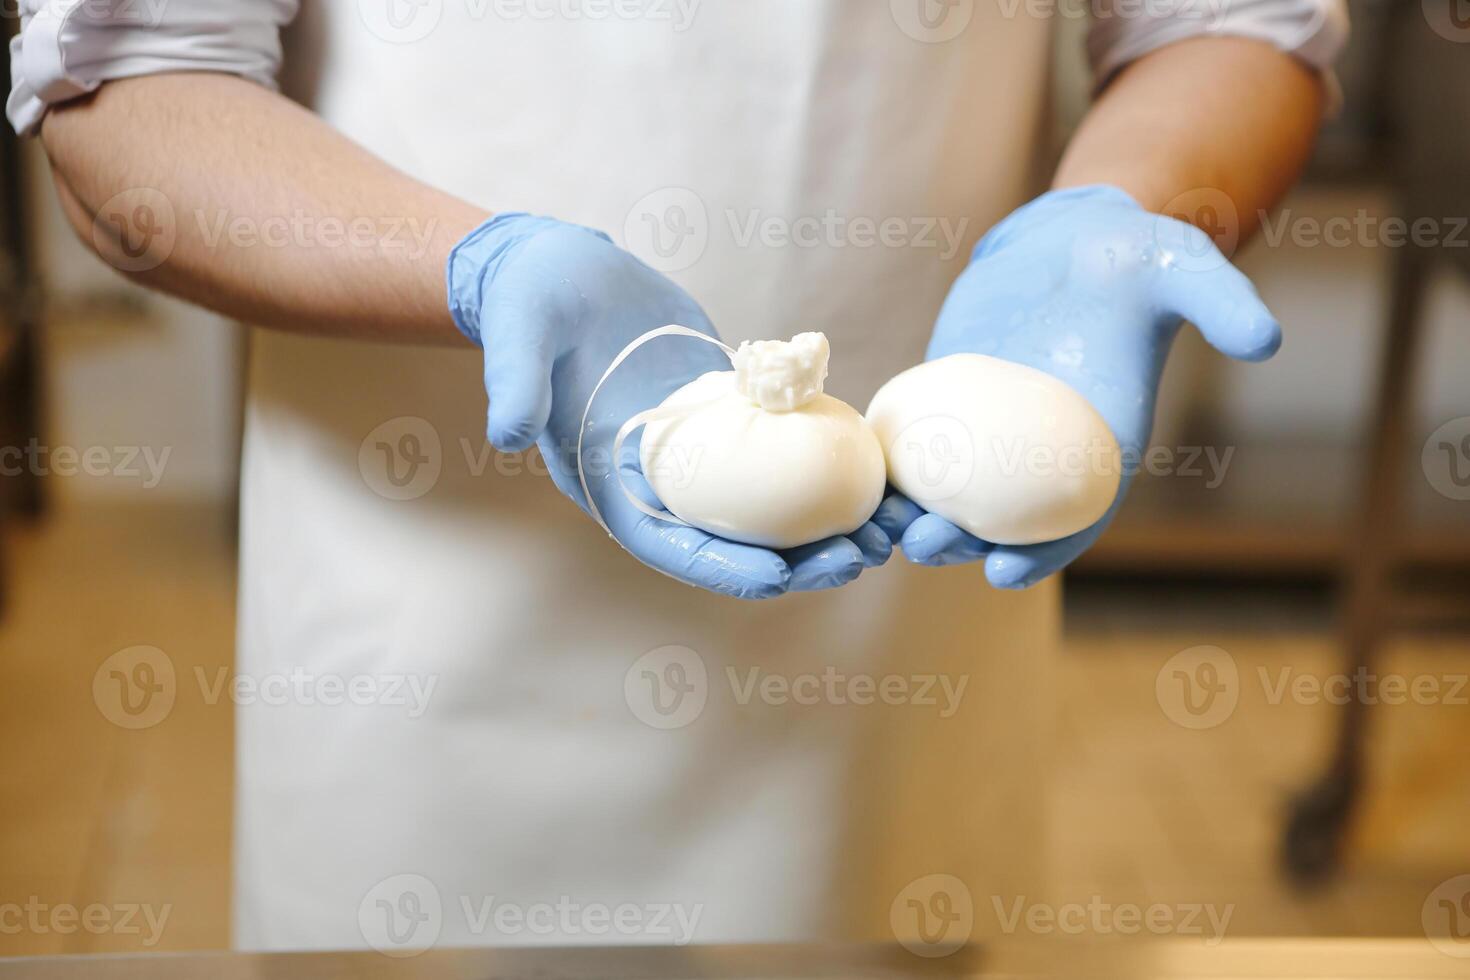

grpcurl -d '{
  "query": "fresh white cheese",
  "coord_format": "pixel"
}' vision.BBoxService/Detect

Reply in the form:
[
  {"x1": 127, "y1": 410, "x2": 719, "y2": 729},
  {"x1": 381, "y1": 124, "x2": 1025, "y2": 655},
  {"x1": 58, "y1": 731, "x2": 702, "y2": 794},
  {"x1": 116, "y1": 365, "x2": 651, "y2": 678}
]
[
  {"x1": 866, "y1": 354, "x2": 1120, "y2": 546},
  {"x1": 640, "y1": 333, "x2": 886, "y2": 549}
]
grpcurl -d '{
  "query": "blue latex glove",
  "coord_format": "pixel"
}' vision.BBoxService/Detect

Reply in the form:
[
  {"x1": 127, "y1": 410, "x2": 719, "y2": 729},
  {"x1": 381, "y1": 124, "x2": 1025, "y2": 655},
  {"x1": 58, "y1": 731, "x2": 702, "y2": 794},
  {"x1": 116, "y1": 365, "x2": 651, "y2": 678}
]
[
  {"x1": 875, "y1": 185, "x2": 1281, "y2": 588},
  {"x1": 447, "y1": 213, "x2": 891, "y2": 599}
]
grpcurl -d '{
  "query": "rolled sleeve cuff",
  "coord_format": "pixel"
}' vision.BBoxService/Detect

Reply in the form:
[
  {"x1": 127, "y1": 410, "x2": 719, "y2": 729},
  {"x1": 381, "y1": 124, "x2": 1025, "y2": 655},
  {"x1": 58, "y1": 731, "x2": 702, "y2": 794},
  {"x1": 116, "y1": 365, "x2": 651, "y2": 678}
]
[
  {"x1": 7, "y1": 0, "x2": 296, "y2": 136},
  {"x1": 1088, "y1": 0, "x2": 1350, "y2": 112}
]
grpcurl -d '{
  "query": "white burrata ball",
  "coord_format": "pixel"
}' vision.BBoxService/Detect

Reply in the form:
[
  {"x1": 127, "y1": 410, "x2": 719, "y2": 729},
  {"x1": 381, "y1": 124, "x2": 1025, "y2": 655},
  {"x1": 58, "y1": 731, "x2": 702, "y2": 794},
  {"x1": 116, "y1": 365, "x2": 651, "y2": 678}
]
[
  {"x1": 865, "y1": 354, "x2": 1121, "y2": 546},
  {"x1": 640, "y1": 333, "x2": 886, "y2": 549}
]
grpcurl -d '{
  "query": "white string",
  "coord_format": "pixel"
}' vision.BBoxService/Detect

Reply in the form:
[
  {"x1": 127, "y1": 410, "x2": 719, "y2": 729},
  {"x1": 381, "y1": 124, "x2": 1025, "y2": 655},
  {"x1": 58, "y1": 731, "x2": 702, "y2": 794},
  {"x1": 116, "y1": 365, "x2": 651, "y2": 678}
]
[{"x1": 577, "y1": 325, "x2": 736, "y2": 536}]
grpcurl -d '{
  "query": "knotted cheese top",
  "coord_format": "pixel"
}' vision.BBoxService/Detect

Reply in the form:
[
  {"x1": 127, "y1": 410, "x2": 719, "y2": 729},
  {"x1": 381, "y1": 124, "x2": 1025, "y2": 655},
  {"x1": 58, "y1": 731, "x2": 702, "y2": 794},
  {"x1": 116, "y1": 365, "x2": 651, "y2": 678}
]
[{"x1": 731, "y1": 332, "x2": 830, "y2": 412}]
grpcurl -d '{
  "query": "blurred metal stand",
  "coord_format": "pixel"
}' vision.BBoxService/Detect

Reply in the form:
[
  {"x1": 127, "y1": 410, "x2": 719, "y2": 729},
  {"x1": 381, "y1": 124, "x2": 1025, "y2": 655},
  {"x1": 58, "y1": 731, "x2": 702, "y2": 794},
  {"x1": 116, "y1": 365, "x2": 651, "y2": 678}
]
[
  {"x1": 0, "y1": 16, "x2": 47, "y2": 615},
  {"x1": 1282, "y1": 1, "x2": 1470, "y2": 884}
]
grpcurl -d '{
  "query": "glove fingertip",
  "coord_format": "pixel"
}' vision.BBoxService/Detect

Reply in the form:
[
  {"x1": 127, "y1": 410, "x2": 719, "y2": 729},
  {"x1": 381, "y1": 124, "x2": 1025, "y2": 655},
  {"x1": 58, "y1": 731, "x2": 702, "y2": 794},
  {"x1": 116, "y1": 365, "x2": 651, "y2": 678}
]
[
  {"x1": 485, "y1": 376, "x2": 553, "y2": 452},
  {"x1": 787, "y1": 538, "x2": 865, "y2": 592},
  {"x1": 984, "y1": 549, "x2": 1047, "y2": 590},
  {"x1": 486, "y1": 410, "x2": 543, "y2": 453},
  {"x1": 852, "y1": 523, "x2": 894, "y2": 568},
  {"x1": 1233, "y1": 312, "x2": 1282, "y2": 362},
  {"x1": 711, "y1": 556, "x2": 792, "y2": 600},
  {"x1": 686, "y1": 537, "x2": 792, "y2": 600},
  {"x1": 872, "y1": 493, "x2": 925, "y2": 545},
  {"x1": 899, "y1": 513, "x2": 973, "y2": 565}
]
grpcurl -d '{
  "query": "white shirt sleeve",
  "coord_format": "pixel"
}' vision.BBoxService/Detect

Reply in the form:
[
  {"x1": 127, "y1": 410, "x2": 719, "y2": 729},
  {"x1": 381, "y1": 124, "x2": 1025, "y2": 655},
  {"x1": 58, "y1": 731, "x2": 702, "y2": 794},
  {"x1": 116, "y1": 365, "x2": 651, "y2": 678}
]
[
  {"x1": 7, "y1": 0, "x2": 299, "y2": 136},
  {"x1": 1088, "y1": 0, "x2": 1349, "y2": 95}
]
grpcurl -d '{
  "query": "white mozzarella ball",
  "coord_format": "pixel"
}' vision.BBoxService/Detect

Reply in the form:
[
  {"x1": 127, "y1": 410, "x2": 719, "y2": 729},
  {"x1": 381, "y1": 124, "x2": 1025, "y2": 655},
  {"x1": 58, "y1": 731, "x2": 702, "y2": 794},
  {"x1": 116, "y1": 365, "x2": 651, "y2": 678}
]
[
  {"x1": 640, "y1": 371, "x2": 887, "y2": 550},
  {"x1": 865, "y1": 354, "x2": 1121, "y2": 546}
]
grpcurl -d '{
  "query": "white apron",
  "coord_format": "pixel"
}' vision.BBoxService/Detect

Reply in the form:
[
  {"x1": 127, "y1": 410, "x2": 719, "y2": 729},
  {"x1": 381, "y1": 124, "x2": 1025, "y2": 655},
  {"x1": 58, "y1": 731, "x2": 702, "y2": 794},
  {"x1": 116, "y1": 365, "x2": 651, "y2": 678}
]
[{"x1": 234, "y1": 0, "x2": 1057, "y2": 951}]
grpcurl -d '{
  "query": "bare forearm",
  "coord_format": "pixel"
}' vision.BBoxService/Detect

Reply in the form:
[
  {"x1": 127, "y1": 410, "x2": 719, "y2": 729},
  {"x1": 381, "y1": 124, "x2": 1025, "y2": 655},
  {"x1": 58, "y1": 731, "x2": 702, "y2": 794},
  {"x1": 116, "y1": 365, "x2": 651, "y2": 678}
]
[
  {"x1": 40, "y1": 72, "x2": 486, "y2": 343},
  {"x1": 1054, "y1": 36, "x2": 1323, "y2": 243}
]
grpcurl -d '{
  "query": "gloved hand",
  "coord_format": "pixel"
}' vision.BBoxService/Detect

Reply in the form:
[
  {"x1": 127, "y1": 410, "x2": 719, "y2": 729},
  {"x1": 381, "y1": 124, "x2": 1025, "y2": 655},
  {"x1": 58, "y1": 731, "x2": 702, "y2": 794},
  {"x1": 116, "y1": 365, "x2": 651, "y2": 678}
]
[
  {"x1": 448, "y1": 213, "x2": 890, "y2": 599},
  {"x1": 874, "y1": 185, "x2": 1280, "y2": 588}
]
